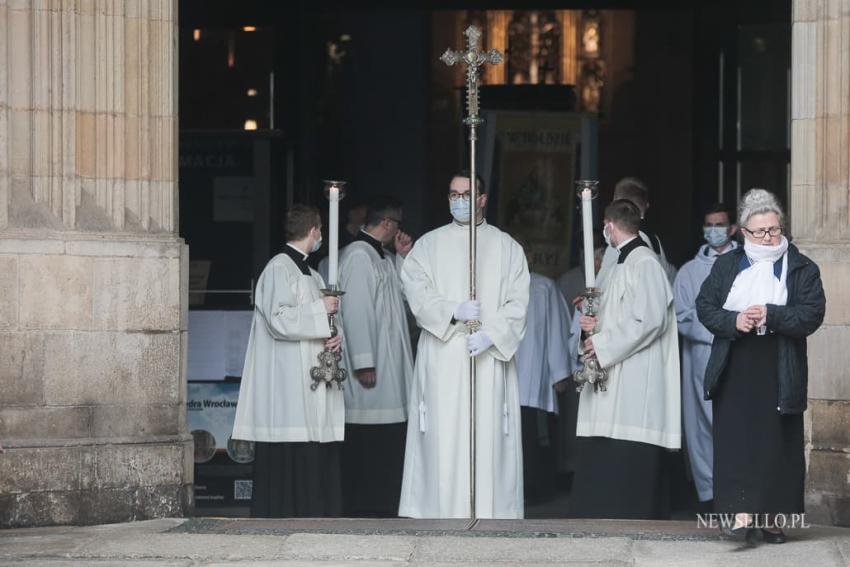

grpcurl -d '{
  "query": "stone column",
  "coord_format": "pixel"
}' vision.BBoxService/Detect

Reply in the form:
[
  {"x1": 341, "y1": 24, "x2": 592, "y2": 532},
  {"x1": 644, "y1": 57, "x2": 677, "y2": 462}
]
[
  {"x1": 792, "y1": 0, "x2": 850, "y2": 526},
  {"x1": 0, "y1": 0, "x2": 191, "y2": 526}
]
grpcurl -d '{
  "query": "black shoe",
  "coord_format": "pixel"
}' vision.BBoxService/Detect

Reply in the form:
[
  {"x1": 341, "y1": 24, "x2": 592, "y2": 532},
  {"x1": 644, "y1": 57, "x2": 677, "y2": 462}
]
[
  {"x1": 720, "y1": 526, "x2": 758, "y2": 546},
  {"x1": 720, "y1": 516, "x2": 754, "y2": 539},
  {"x1": 695, "y1": 499, "x2": 714, "y2": 514},
  {"x1": 760, "y1": 529, "x2": 787, "y2": 544}
]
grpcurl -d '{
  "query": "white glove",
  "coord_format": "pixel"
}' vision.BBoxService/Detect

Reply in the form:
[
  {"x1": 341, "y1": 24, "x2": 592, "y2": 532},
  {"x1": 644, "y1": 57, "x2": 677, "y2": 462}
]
[
  {"x1": 467, "y1": 330, "x2": 493, "y2": 357},
  {"x1": 453, "y1": 300, "x2": 480, "y2": 322}
]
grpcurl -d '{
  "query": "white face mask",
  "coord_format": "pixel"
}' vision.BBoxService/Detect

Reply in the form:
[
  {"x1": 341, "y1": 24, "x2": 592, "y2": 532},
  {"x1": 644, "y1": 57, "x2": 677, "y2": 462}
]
[
  {"x1": 602, "y1": 223, "x2": 613, "y2": 247},
  {"x1": 310, "y1": 229, "x2": 322, "y2": 253},
  {"x1": 450, "y1": 199, "x2": 471, "y2": 223}
]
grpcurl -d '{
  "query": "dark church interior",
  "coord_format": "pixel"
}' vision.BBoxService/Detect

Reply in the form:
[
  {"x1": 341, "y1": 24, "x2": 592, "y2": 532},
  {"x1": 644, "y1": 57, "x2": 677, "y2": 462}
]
[{"x1": 178, "y1": 0, "x2": 791, "y2": 518}]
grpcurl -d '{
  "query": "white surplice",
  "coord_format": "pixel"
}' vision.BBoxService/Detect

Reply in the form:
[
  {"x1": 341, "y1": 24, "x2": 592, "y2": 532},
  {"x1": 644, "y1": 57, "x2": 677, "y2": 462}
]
[
  {"x1": 673, "y1": 241, "x2": 737, "y2": 501},
  {"x1": 576, "y1": 243, "x2": 681, "y2": 450},
  {"x1": 516, "y1": 272, "x2": 572, "y2": 413},
  {"x1": 338, "y1": 236, "x2": 414, "y2": 424},
  {"x1": 232, "y1": 251, "x2": 343, "y2": 443},
  {"x1": 398, "y1": 221, "x2": 529, "y2": 519}
]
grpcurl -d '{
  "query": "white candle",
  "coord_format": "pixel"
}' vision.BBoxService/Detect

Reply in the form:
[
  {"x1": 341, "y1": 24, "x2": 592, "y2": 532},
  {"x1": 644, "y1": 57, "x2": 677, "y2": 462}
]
[
  {"x1": 580, "y1": 188, "x2": 595, "y2": 288},
  {"x1": 328, "y1": 186, "x2": 340, "y2": 286}
]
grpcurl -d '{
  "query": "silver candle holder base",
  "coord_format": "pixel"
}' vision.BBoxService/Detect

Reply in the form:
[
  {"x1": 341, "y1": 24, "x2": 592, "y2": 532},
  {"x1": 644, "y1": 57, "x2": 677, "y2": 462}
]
[
  {"x1": 309, "y1": 286, "x2": 347, "y2": 391},
  {"x1": 573, "y1": 287, "x2": 609, "y2": 393}
]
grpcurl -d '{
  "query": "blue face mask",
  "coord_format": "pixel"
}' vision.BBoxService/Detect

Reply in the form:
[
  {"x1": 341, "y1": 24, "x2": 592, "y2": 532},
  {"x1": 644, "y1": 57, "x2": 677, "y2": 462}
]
[
  {"x1": 450, "y1": 199, "x2": 471, "y2": 223},
  {"x1": 311, "y1": 237, "x2": 323, "y2": 253},
  {"x1": 703, "y1": 226, "x2": 729, "y2": 248}
]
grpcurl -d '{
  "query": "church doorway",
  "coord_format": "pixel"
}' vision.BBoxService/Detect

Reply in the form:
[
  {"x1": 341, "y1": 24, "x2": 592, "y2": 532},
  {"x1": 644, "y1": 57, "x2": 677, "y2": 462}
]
[{"x1": 178, "y1": 0, "x2": 791, "y2": 520}]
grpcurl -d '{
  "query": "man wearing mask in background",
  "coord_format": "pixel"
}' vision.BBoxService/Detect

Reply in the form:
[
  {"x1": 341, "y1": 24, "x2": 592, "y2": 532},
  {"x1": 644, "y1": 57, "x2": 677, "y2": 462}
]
[
  {"x1": 338, "y1": 196, "x2": 415, "y2": 517},
  {"x1": 398, "y1": 170, "x2": 530, "y2": 519},
  {"x1": 673, "y1": 203, "x2": 738, "y2": 507}
]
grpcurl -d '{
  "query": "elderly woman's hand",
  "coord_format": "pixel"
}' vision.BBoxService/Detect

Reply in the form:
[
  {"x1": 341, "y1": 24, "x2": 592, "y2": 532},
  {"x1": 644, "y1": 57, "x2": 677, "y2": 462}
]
[
  {"x1": 744, "y1": 304, "x2": 767, "y2": 325},
  {"x1": 736, "y1": 312, "x2": 754, "y2": 333}
]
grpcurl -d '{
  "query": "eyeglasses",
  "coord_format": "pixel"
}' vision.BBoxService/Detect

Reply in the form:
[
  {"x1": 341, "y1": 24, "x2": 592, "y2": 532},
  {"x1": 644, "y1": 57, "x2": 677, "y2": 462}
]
[
  {"x1": 742, "y1": 226, "x2": 782, "y2": 239},
  {"x1": 448, "y1": 192, "x2": 471, "y2": 202},
  {"x1": 382, "y1": 216, "x2": 402, "y2": 226}
]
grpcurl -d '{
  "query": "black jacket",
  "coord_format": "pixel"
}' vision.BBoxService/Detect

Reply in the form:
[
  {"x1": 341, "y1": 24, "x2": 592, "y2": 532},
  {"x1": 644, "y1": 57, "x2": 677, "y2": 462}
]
[{"x1": 695, "y1": 243, "x2": 825, "y2": 414}]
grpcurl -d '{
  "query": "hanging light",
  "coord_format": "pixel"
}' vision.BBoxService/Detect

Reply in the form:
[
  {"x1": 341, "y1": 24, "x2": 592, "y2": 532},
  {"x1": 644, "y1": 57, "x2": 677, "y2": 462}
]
[
  {"x1": 242, "y1": 25, "x2": 257, "y2": 32},
  {"x1": 244, "y1": 119, "x2": 258, "y2": 131},
  {"x1": 193, "y1": 29, "x2": 202, "y2": 41},
  {"x1": 246, "y1": 88, "x2": 258, "y2": 97}
]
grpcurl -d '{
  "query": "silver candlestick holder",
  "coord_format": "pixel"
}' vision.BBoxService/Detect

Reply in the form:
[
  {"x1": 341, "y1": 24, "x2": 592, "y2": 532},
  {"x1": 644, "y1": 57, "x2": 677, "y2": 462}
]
[
  {"x1": 573, "y1": 287, "x2": 608, "y2": 393},
  {"x1": 310, "y1": 285, "x2": 347, "y2": 391}
]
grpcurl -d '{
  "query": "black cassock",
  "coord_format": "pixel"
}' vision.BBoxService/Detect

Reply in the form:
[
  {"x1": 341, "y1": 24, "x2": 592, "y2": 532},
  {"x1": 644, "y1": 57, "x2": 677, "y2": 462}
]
[
  {"x1": 251, "y1": 441, "x2": 343, "y2": 518},
  {"x1": 569, "y1": 436, "x2": 670, "y2": 520},
  {"x1": 342, "y1": 422, "x2": 406, "y2": 517},
  {"x1": 712, "y1": 333, "x2": 804, "y2": 514}
]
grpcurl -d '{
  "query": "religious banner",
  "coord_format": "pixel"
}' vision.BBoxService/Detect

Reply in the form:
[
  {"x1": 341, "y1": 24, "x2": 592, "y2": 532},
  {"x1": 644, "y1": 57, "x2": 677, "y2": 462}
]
[{"x1": 482, "y1": 111, "x2": 596, "y2": 279}]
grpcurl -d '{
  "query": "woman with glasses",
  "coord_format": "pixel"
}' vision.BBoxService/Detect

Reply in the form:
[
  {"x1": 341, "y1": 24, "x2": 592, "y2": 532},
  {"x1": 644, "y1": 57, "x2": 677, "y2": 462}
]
[{"x1": 696, "y1": 188, "x2": 825, "y2": 544}]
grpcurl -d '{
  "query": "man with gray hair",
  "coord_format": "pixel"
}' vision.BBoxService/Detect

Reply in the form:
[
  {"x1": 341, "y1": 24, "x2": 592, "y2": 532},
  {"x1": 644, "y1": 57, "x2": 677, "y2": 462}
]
[{"x1": 596, "y1": 177, "x2": 677, "y2": 288}]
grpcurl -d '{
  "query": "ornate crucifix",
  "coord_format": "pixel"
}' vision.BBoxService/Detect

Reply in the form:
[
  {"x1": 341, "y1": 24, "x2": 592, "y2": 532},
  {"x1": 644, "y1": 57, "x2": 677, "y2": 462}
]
[{"x1": 440, "y1": 25, "x2": 502, "y2": 521}]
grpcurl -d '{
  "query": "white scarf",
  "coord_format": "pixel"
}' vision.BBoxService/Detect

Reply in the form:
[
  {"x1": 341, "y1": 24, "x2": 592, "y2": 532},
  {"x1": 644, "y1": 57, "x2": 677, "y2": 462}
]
[{"x1": 723, "y1": 236, "x2": 789, "y2": 312}]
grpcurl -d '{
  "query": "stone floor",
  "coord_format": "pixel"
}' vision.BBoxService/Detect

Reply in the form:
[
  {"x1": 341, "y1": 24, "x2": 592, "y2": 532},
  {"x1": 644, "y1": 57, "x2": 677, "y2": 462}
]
[{"x1": 1, "y1": 517, "x2": 849, "y2": 566}]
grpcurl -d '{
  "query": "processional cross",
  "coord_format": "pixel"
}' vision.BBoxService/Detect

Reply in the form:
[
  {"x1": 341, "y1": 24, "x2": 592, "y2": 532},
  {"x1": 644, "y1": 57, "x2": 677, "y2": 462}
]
[{"x1": 440, "y1": 25, "x2": 502, "y2": 521}]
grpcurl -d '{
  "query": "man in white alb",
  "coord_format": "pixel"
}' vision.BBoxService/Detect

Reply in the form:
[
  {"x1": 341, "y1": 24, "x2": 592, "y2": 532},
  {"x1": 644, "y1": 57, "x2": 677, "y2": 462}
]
[
  {"x1": 398, "y1": 171, "x2": 529, "y2": 519},
  {"x1": 673, "y1": 203, "x2": 738, "y2": 506}
]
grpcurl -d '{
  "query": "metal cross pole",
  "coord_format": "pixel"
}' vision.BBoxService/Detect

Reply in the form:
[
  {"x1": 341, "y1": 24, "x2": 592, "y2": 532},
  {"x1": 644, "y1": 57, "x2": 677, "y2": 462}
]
[{"x1": 440, "y1": 25, "x2": 502, "y2": 521}]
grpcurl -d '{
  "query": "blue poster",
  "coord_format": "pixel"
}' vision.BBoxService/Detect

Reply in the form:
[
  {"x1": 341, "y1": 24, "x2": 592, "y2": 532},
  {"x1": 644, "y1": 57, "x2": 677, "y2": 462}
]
[{"x1": 187, "y1": 382, "x2": 254, "y2": 464}]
